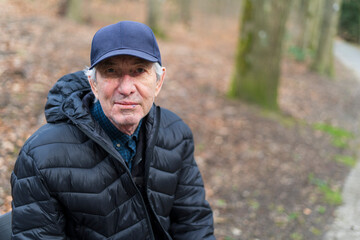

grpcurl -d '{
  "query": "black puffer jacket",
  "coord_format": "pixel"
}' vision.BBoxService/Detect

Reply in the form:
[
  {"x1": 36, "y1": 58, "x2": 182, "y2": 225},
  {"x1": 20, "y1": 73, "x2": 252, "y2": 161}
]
[{"x1": 11, "y1": 71, "x2": 215, "y2": 240}]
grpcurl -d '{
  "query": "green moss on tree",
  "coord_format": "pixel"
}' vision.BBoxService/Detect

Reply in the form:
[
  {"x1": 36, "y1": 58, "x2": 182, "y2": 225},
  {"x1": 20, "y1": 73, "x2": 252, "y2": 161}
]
[{"x1": 228, "y1": 0, "x2": 291, "y2": 110}]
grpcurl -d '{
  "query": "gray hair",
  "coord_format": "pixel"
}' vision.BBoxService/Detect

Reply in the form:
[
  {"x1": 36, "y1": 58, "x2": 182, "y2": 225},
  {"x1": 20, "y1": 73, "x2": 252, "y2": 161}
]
[{"x1": 83, "y1": 62, "x2": 163, "y2": 82}]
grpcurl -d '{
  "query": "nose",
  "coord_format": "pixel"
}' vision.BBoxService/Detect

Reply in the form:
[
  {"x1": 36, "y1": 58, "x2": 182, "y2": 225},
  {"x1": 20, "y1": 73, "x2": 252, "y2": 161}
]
[{"x1": 117, "y1": 74, "x2": 135, "y2": 96}]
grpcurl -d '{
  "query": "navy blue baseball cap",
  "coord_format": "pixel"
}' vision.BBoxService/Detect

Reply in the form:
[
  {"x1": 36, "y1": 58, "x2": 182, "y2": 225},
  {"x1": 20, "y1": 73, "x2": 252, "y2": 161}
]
[{"x1": 90, "y1": 21, "x2": 162, "y2": 69}]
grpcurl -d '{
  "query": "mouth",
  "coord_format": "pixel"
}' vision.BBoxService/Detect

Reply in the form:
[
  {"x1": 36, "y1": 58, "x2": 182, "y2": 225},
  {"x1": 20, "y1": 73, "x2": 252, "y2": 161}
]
[{"x1": 114, "y1": 101, "x2": 138, "y2": 109}]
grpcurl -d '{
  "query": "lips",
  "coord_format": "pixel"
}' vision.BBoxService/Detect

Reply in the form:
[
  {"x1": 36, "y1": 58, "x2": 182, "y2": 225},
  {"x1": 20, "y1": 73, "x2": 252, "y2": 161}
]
[{"x1": 114, "y1": 101, "x2": 138, "y2": 109}]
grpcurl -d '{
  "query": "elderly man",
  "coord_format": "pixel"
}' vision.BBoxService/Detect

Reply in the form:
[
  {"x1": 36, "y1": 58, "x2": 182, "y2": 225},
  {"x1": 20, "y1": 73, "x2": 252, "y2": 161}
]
[{"x1": 11, "y1": 21, "x2": 215, "y2": 239}]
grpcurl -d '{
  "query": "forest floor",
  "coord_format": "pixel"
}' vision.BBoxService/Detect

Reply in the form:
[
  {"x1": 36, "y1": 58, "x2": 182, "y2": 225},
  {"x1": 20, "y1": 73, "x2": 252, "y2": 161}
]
[{"x1": 1, "y1": 1, "x2": 360, "y2": 240}]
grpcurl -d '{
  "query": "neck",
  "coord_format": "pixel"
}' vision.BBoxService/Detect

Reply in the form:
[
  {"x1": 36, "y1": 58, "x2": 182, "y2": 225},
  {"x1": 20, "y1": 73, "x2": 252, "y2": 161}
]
[{"x1": 112, "y1": 122, "x2": 138, "y2": 136}]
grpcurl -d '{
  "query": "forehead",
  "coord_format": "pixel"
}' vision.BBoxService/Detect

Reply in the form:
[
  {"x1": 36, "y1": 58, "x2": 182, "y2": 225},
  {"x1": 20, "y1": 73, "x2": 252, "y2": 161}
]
[{"x1": 97, "y1": 55, "x2": 152, "y2": 67}]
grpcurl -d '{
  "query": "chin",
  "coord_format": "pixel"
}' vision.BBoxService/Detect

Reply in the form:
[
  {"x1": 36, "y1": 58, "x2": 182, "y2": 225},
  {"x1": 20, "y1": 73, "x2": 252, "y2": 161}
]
[{"x1": 114, "y1": 116, "x2": 142, "y2": 128}]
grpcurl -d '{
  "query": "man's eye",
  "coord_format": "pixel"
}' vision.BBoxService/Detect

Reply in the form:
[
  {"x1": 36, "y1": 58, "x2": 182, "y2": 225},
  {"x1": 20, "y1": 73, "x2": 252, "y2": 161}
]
[
  {"x1": 136, "y1": 68, "x2": 145, "y2": 73},
  {"x1": 130, "y1": 68, "x2": 145, "y2": 76},
  {"x1": 106, "y1": 68, "x2": 115, "y2": 73}
]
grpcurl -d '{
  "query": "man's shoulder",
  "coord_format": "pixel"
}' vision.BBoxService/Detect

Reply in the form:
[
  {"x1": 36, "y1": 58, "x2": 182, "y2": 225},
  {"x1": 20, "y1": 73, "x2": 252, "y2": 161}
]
[
  {"x1": 157, "y1": 107, "x2": 192, "y2": 138},
  {"x1": 159, "y1": 107, "x2": 187, "y2": 127},
  {"x1": 22, "y1": 122, "x2": 86, "y2": 152},
  {"x1": 14, "y1": 123, "x2": 88, "y2": 177}
]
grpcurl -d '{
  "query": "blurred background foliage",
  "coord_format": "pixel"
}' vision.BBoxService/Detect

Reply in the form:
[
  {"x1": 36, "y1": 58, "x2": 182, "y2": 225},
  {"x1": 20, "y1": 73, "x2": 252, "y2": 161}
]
[{"x1": 338, "y1": 0, "x2": 360, "y2": 43}]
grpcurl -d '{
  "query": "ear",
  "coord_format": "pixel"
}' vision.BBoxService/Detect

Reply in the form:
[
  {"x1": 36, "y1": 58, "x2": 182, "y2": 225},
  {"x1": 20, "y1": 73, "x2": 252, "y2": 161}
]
[
  {"x1": 88, "y1": 76, "x2": 99, "y2": 99},
  {"x1": 155, "y1": 67, "x2": 166, "y2": 97}
]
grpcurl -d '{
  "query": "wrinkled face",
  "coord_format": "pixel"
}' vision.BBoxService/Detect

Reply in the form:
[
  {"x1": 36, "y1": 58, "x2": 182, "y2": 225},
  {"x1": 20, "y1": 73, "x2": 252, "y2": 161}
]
[{"x1": 89, "y1": 55, "x2": 165, "y2": 135}]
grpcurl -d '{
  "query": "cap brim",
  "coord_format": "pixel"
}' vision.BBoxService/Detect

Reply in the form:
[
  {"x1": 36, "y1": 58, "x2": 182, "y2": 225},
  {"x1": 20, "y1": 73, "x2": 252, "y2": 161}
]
[{"x1": 90, "y1": 49, "x2": 159, "y2": 69}]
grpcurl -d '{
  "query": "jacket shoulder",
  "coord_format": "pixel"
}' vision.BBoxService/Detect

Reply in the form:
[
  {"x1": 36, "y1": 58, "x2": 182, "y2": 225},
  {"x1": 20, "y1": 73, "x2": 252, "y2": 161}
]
[
  {"x1": 23, "y1": 123, "x2": 87, "y2": 150},
  {"x1": 15, "y1": 123, "x2": 90, "y2": 174},
  {"x1": 155, "y1": 107, "x2": 194, "y2": 153},
  {"x1": 159, "y1": 107, "x2": 191, "y2": 136}
]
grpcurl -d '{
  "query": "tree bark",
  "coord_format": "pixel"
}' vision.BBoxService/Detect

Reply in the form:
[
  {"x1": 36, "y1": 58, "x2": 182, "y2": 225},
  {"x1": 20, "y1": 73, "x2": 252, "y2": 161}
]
[
  {"x1": 179, "y1": 0, "x2": 191, "y2": 27},
  {"x1": 290, "y1": 0, "x2": 311, "y2": 50},
  {"x1": 228, "y1": 0, "x2": 292, "y2": 110},
  {"x1": 65, "y1": 0, "x2": 84, "y2": 23},
  {"x1": 147, "y1": 0, "x2": 162, "y2": 34},
  {"x1": 311, "y1": 0, "x2": 342, "y2": 76},
  {"x1": 307, "y1": 0, "x2": 324, "y2": 53}
]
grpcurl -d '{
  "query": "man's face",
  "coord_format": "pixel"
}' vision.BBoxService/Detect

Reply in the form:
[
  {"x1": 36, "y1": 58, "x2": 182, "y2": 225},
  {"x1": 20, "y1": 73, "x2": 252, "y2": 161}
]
[{"x1": 89, "y1": 55, "x2": 165, "y2": 135}]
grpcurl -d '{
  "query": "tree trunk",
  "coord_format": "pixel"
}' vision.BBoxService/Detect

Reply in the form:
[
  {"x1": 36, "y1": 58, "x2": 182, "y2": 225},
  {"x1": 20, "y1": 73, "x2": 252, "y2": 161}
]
[
  {"x1": 147, "y1": 0, "x2": 162, "y2": 34},
  {"x1": 228, "y1": 0, "x2": 292, "y2": 110},
  {"x1": 65, "y1": 0, "x2": 84, "y2": 23},
  {"x1": 306, "y1": 0, "x2": 324, "y2": 54},
  {"x1": 179, "y1": 0, "x2": 191, "y2": 27},
  {"x1": 290, "y1": 0, "x2": 311, "y2": 50},
  {"x1": 311, "y1": 0, "x2": 342, "y2": 76}
]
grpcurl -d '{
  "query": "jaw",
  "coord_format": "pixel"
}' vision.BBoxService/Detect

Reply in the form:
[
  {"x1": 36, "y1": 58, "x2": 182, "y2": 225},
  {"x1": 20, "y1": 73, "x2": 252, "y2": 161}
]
[{"x1": 108, "y1": 107, "x2": 143, "y2": 135}]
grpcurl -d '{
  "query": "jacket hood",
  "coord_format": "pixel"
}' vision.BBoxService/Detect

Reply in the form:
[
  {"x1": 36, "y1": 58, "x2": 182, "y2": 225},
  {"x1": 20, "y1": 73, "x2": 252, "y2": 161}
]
[{"x1": 45, "y1": 71, "x2": 92, "y2": 123}]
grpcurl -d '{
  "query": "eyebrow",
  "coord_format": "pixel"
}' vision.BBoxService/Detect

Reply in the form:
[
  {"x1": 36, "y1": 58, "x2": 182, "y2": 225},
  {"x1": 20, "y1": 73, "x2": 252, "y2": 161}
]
[
  {"x1": 100, "y1": 61, "x2": 116, "y2": 66},
  {"x1": 133, "y1": 60, "x2": 152, "y2": 66}
]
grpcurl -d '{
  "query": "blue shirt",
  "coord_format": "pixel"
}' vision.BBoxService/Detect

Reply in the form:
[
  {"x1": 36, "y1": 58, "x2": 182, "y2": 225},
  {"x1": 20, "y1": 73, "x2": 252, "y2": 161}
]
[{"x1": 90, "y1": 101, "x2": 142, "y2": 171}]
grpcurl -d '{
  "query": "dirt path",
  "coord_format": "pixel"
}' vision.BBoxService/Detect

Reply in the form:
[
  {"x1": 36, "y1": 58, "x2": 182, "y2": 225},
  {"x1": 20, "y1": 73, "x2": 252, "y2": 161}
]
[
  {"x1": 323, "y1": 40, "x2": 360, "y2": 240},
  {"x1": 334, "y1": 39, "x2": 360, "y2": 79},
  {"x1": 323, "y1": 162, "x2": 360, "y2": 239}
]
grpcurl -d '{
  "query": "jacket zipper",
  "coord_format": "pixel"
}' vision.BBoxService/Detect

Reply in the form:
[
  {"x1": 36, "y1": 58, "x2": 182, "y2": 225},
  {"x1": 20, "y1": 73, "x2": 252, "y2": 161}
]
[
  {"x1": 143, "y1": 107, "x2": 172, "y2": 240},
  {"x1": 75, "y1": 122, "x2": 156, "y2": 240}
]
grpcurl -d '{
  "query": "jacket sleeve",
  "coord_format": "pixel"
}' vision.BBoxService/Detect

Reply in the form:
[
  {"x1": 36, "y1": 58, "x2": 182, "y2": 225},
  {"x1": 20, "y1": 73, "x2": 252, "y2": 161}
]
[
  {"x1": 169, "y1": 134, "x2": 215, "y2": 240},
  {"x1": 11, "y1": 146, "x2": 66, "y2": 240}
]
